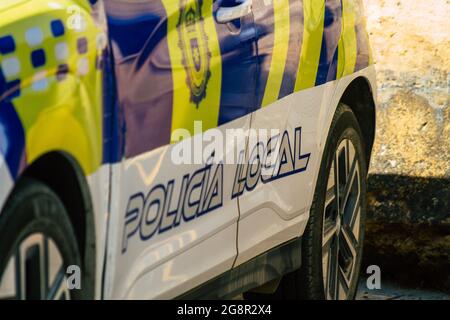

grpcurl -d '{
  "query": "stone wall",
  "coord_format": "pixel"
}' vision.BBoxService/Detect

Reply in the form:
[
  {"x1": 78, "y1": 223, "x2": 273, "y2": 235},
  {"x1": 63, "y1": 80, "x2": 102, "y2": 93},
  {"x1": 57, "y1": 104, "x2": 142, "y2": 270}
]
[
  {"x1": 363, "y1": 0, "x2": 449, "y2": 225},
  {"x1": 364, "y1": 0, "x2": 449, "y2": 179},
  {"x1": 361, "y1": 0, "x2": 449, "y2": 291}
]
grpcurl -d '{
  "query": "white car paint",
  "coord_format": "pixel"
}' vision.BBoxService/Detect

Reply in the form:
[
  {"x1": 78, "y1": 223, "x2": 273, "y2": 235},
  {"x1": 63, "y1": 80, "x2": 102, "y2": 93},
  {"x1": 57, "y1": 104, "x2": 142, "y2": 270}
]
[
  {"x1": 104, "y1": 115, "x2": 250, "y2": 299},
  {"x1": 100, "y1": 66, "x2": 376, "y2": 299},
  {"x1": 0, "y1": 67, "x2": 376, "y2": 300}
]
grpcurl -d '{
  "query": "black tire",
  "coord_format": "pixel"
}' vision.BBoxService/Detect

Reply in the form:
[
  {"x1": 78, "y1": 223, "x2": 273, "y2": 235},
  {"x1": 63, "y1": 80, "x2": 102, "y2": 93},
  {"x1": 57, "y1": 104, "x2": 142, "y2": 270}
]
[
  {"x1": 255, "y1": 104, "x2": 367, "y2": 300},
  {"x1": 245, "y1": 103, "x2": 368, "y2": 300},
  {"x1": 295, "y1": 103, "x2": 368, "y2": 300},
  {"x1": 0, "y1": 178, "x2": 82, "y2": 300}
]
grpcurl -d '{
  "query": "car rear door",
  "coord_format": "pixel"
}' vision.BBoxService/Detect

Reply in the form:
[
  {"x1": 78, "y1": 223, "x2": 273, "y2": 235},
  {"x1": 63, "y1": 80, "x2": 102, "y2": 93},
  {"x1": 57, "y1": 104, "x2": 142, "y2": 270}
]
[
  {"x1": 102, "y1": 0, "x2": 258, "y2": 299},
  {"x1": 235, "y1": 0, "x2": 343, "y2": 265}
]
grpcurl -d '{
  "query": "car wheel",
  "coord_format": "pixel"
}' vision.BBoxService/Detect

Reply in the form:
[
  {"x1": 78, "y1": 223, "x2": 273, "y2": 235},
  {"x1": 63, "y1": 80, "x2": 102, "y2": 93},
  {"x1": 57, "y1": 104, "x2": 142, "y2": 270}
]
[
  {"x1": 244, "y1": 103, "x2": 368, "y2": 300},
  {"x1": 297, "y1": 103, "x2": 368, "y2": 300},
  {"x1": 0, "y1": 178, "x2": 82, "y2": 300}
]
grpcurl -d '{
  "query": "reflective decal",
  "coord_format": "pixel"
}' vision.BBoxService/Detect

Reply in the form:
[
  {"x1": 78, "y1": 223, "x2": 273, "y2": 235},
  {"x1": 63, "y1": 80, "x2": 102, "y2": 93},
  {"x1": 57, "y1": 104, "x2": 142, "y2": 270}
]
[
  {"x1": 294, "y1": 0, "x2": 326, "y2": 91},
  {"x1": 0, "y1": 0, "x2": 375, "y2": 179},
  {"x1": 177, "y1": 0, "x2": 211, "y2": 107},
  {"x1": 0, "y1": 1, "x2": 106, "y2": 177},
  {"x1": 0, "y1": 95, "x2": 25, "y2": 179},
  {"x1": 337, "y1": 0, "x2": 357, "y2": 78},
  {"x1": 163, "y1": 0, "x2": 222, "y2": 138},
  {"x1": 232, "y1": 127, "x2": 310, "y2": 198},
  {"x1": 216, "y1": 2, "x2": 258, "y2": 125},
  {"x1": 278, "y1": 0, "x2": 303, "y2": 99},
  {"x1": 122, "y1": 126, "x2": 310, "y2": 251},
  {"x1": 261, "y1": 0, "x2": 291, "y2": 107},
  {"x1": 315, "y1": 0, "x2": 342, "y2": 85},
  {"x1": 122, "y1": 161, "x2": 224, "y2": 253},
  {"x1": 106, "y1": 0, "x2": 175, "y2": 157}
]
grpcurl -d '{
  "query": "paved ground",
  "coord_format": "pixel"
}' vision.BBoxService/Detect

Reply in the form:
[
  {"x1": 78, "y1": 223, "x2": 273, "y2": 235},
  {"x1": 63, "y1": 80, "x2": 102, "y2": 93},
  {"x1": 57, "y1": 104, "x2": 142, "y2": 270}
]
[{"x1": 357, "y1": 278, "x2": 449, "y2": 300}]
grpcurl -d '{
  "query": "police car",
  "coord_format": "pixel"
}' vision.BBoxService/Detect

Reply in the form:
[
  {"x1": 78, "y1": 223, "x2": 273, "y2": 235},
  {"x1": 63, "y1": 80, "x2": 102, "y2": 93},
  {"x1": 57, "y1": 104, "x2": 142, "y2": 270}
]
[{"x1": 0, "y1": 0, "x2": 376, "y2": 300}]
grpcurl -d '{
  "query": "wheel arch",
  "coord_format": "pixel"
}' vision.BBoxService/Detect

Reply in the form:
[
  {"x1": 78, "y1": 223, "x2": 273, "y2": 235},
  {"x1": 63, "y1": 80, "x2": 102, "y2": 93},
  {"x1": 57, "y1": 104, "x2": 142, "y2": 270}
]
[
  {"x1": 18, "y1": 151, "x2": 96, "y2": 298},
  {"x1": 339, "y1": 76, "x2": 376, "y2": 168}
]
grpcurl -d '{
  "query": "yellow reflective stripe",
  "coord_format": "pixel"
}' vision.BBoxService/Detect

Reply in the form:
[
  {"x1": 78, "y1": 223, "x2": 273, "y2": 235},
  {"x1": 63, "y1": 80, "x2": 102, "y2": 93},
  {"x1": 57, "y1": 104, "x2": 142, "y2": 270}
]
[
  {"x1": 162, "y1": 0, "x2": 222, "y2": 139},
  {"x1": 294, "y1": 0, "x2": 325, "y2": 91},
  {"x1": 337, "y1": 37, "x2": 345, "y2": 78},
  {"x1": 337, "y1": 0, "x2": 357, "y2": 78},
  {"x1": 261, "y1": 0, "x2": 290, "y2": 107},
  {"x1": 3, "y1": 1, "x2": 104, "y2": 175}
]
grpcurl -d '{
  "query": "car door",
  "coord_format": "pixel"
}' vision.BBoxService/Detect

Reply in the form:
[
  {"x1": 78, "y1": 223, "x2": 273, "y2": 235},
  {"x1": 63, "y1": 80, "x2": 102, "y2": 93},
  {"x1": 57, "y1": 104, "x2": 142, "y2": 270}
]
[
  {"x1": 235, "y1": 0, "x2": 343, "y2": 265},
  {"x1": 102, "y1": 0, "x2": 257, "y2": 299}
]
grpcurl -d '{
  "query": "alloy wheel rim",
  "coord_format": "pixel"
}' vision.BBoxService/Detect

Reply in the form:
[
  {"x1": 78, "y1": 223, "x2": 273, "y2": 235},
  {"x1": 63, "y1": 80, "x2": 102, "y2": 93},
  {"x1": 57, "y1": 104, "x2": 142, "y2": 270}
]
[
  {"x1": 0, "y1": 233, "x2": 70, "y2": 300},
  {"x1": 322, "y1": 139, "x2": 361, "y2": 300}
]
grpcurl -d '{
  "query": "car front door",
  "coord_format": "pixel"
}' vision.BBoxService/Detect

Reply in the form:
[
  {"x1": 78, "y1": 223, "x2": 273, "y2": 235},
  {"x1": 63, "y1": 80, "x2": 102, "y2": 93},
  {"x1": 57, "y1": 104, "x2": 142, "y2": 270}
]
[{"x1": 102, "y1": 0, "x2": 257, "y2": 299}]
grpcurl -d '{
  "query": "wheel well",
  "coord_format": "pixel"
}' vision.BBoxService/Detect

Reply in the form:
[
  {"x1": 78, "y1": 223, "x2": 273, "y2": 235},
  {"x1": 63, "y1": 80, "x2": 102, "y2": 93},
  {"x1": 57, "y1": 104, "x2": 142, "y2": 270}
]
[
  {"x1": 20, "y1": 152, "x2": 96, "y2": 298},
  {"x1": 340, "y1": 77, "x2": 376, "y2": 167}
]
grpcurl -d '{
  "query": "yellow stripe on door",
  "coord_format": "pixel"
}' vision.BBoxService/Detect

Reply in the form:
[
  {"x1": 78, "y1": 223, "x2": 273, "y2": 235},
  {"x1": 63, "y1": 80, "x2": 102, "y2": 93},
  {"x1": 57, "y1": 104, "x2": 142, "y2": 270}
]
[
  {"x1": 337, "y1": 0, "x2": 357, "y2": 78},
  {"x1": 294, "y1": 0, "x2": 326, "y2": 91},
  {"x1": 162, "y1": 0, "x2": 222, "y2": 140},
  {"x1": 261, "y1": 0, "x2": 290, "y2": 107}
]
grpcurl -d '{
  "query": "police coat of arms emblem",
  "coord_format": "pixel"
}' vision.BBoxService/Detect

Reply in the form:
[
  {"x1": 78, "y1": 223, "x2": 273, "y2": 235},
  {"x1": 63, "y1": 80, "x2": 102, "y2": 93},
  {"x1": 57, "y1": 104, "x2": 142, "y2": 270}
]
[{"x1": 177, "y1": 0, "x2": 212, "y2": 107}]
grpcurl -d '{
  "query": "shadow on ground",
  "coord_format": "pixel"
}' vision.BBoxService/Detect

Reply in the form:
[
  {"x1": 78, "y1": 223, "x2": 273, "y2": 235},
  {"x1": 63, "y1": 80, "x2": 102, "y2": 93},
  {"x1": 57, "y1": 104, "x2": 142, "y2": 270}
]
[
  {"x1": 357, "y1": 277, "x2": 449, "y2": 300},
  {"x1": 362, "y1": 174, "x2": 450, "y2": 292},
  {"x1": 367, "y1": 174, "x2": 450, "y2": 225}
]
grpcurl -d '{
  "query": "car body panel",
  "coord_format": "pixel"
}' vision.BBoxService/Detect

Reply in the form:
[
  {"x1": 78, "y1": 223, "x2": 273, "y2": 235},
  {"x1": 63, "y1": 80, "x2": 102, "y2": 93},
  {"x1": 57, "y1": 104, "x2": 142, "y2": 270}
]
[
  {"x1": 0, "y1": 0, "x2": 110, "y2": 300},
  {"x1": 235, "y1": 0, "x2": 373, "y2": 267},
  {"x1": 103, "y1": 116, "x2": 250, "y2": 299},
  {"x1": 0, "y1": 0, "x2": 107, "y2": 178},
  {"x1": 103, "y1": 0, "x2": 257, "y2": 299},
  {"x1": 0, "y1": 0, "x2": 376, "y2": 299}
]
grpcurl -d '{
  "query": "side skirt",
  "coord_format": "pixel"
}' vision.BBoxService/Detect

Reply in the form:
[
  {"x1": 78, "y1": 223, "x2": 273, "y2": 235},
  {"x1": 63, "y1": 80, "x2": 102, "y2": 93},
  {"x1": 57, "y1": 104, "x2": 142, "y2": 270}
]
[{"x1": 178, "y1": 237, "x2": 302, "y2": 299}]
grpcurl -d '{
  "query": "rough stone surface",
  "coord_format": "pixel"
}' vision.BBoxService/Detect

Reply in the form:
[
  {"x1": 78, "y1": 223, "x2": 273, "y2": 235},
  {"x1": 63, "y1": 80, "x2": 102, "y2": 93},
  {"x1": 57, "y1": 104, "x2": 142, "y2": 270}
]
[
  {"x1": 363, "y1": 0, "x2": 449, "y2": 109},
  {"x1": 364, "y1": 0, "x2": 450, "y2": 180},
  {"x1": 367, "y1": 174, "x2": 450, "y2": 226},
  {"x1": 370, "y1": 93, "x2": 449, "y2": 179},
  {"x1": 360, "y1": 0, "x2": 449, "y2": 291},
  {"x1": 363, "y1": 0, "x2": 450, "y2": 224}
]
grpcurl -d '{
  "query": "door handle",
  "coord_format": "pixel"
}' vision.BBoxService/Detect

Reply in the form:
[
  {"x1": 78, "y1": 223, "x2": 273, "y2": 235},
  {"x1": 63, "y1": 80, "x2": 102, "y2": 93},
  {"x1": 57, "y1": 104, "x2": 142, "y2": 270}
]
[{"x1": 216, "y1": 0, "x2": 252, "y2": 24}]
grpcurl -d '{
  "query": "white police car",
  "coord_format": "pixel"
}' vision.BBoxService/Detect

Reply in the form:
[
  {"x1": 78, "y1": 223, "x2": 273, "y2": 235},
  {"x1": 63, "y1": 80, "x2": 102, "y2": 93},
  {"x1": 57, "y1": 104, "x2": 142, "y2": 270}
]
[{"x1": 0, "y1": 0, "x2": 376, "y2": 300}]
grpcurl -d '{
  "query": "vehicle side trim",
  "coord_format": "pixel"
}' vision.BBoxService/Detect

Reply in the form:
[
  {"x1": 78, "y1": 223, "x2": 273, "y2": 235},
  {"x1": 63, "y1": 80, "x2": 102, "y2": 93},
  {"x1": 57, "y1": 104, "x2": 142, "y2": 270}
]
[{"x1": 177, "y1": 237, "x2": 302, "y2": 299}]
